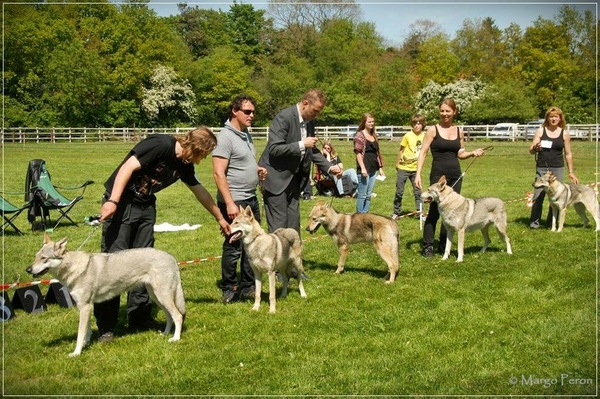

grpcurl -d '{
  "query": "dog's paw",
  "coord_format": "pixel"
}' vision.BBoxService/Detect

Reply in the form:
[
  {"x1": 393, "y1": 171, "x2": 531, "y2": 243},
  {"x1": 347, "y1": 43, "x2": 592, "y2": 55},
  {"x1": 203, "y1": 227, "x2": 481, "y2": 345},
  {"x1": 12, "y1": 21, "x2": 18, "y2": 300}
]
[
  {"x1": 68, "y1": 351, "x2": 81, "y2": 358},
  {"x1": 168, "y1": 337, "x2": 180, "y2": 343}
]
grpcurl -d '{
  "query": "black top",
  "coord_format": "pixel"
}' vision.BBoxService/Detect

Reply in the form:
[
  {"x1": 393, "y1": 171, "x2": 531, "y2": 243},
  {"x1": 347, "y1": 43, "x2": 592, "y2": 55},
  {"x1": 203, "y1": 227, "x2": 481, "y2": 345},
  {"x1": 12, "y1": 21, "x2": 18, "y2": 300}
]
[{"x1": 104, "y1": 134, "x2": 199, "y2": 204}]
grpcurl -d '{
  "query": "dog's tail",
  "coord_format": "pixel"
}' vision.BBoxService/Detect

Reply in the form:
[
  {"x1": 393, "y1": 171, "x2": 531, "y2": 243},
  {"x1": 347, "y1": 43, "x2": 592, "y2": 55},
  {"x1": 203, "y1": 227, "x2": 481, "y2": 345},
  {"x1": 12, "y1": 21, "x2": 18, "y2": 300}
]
[{"x1": 175, "y1": 279, "x2": 186, "y2": 318}]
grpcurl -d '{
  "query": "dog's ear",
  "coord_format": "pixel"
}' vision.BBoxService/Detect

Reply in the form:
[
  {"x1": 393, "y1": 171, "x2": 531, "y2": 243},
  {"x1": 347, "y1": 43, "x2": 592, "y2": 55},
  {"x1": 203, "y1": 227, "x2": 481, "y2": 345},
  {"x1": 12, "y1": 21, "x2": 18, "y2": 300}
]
[
  {"x1": 55, "y1": 237, "x2": 68, "y2": 256},
  {"x1": 243, "y1": 206, "x2": 254, "y2": 220},
  {"x1": 439, "y1": 175, "x2": 446, "y2": 189},
  {"x1": 43, "y1": 232, "x2": 52, "y2": 245}
]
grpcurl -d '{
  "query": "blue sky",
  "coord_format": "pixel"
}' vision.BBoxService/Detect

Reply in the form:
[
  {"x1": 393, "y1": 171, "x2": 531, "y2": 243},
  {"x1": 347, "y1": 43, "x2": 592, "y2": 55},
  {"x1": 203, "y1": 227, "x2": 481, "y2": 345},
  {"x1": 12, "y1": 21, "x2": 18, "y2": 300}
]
[{"x1": 148, "y1": 1, "x2": 596, "y2": 45}]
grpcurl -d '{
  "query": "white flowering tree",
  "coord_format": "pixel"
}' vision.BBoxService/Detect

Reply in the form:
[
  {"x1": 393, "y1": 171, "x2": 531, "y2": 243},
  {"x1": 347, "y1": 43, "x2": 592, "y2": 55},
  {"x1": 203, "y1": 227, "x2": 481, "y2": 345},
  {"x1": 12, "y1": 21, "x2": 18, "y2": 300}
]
[
  {"x1": 141, "y1": 65, "x2": 197, "y2": 126},
  {"x1": 414, "y1": 79, "x2": 487, "y2": 123}
]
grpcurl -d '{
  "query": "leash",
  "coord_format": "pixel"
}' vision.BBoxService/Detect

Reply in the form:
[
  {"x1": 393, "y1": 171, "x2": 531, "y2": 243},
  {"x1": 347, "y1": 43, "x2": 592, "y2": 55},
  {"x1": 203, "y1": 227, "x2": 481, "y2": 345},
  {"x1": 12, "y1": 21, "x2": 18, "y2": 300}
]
[
  {"x1": 451, "y1": 146, "x2": 494, "y2": 188},
  {"x1": 76, "y1": 216, "x2": 101, "y2": 251}
]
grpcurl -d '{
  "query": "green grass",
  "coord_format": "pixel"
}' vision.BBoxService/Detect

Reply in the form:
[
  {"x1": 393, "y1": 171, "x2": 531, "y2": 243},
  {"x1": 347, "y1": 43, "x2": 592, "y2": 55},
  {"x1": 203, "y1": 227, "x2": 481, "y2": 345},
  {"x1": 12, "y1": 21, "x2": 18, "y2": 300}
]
[{"x1": 1, "y1": 139, "x2": 597, "y2": 396}]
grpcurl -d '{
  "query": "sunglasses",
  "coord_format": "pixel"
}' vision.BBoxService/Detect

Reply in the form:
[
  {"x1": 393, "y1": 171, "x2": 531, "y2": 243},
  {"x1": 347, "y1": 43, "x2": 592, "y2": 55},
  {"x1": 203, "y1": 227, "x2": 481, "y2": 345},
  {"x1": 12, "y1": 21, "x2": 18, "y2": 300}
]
[{"x1": 240, "y1": 109, "x2": 255, "y2": 115}]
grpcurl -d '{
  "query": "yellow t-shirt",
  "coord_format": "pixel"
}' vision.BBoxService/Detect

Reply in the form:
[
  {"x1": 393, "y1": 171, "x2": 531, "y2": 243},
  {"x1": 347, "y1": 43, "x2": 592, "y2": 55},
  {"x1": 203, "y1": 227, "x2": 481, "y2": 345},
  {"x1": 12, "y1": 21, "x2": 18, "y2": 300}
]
[{"x1": 397, "y1": 130, "x2": 424, "y2": 172}]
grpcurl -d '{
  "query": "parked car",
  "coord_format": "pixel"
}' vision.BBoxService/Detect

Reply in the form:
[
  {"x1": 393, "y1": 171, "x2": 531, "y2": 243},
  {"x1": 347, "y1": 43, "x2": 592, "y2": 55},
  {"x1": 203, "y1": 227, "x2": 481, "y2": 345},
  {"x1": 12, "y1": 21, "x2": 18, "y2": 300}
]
[
  {"x1": 489, "y1": 123, "x2": 520, "y2": 141},
  {"x1": 338, "y1": 125, "x2": 358, "y2": 140},
  {"x1": 525, "y1": 119, "x2": 544, "y2": 140}
]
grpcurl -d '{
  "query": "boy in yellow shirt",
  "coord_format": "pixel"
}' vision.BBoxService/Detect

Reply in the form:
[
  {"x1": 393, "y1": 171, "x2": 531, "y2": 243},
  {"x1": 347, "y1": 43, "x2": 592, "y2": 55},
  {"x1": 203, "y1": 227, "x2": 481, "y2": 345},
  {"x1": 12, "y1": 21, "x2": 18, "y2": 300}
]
[{"x1": 392, "y1": 115, "x2": 425, "y2": 220}]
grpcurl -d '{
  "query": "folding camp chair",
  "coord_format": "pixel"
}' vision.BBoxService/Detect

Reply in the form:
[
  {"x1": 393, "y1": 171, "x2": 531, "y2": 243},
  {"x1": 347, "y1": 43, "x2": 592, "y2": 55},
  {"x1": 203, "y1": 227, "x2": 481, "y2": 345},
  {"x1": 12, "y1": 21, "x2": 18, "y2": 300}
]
[
  {"x1": 0, "y1": 196, "x2": 30, "y2": 235},
  {"x1": 25, "y1": 159, "x2": 94, "y2": 230},
  {"x1": 314, "y1": 167, "x2": 339, "y2": 197}
]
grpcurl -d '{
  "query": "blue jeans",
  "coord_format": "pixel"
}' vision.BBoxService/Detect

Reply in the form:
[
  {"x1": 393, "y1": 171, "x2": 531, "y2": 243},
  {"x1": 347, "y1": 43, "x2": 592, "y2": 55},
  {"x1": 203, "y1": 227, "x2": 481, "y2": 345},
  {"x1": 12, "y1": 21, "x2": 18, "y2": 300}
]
[
  {"x1": 356, "y1": 171, "x2": 377, "y2": 213},
  {"x1": 333, "y1": 168, "x2": 358, "y2": 196}
]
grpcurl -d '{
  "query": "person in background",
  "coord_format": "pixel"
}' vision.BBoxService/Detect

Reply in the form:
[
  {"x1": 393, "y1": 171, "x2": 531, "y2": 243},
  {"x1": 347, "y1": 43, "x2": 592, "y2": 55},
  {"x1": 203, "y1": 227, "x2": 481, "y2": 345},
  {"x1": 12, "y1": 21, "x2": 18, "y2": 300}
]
[
  {"x1": 321, "y1": 140, "x2": 358, "y2": 197},
  {"x1": 415, "y1": 98, "x2": 484, "y2": 258},
  {"x1": 528, "y1": 106, "x2": 579, "y2": 229},
  {"x1": 392, "y1": 114, "x2": 425, "y2": 219},
  {"x1": 96, "y1": 127, "x2": 229, "y2": 343},
  {"x1": 213, "y1": 95, "x2": 267, "y2": 303},
  {"x1": 354, "y1": 112, "x2": 385, "y2": 213},
  {"x1": 258, "y1": 89, "x2": 341, "y2": 233}
]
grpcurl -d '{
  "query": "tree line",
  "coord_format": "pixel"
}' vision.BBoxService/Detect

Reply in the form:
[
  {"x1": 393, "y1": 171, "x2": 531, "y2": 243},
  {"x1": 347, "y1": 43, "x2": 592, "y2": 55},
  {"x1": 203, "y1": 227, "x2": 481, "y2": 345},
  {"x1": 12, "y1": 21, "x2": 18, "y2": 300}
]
[{"x1": 3, "y1": 0, "x2": 596, "y2": 128}]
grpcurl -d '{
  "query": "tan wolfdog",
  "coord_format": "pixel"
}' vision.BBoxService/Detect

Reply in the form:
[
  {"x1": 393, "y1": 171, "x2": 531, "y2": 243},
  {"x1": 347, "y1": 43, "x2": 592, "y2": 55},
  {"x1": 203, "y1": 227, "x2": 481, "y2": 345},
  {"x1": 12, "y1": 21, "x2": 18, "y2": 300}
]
[
  {"x1": 421, "y1": 175, "x2": 512, "y2": 262},
  {"x1": 305, "y1": 201, "x2": 399, "y2": 283},
  {"x1": 533, "y1": 170, "x2": 600, "y2": 232},
  {"x1": 229, "y1": 206, "x2": 307, "y2": 313},
  {"x1": 27, "y1": 233, "x2": 185, "y2": 357}
]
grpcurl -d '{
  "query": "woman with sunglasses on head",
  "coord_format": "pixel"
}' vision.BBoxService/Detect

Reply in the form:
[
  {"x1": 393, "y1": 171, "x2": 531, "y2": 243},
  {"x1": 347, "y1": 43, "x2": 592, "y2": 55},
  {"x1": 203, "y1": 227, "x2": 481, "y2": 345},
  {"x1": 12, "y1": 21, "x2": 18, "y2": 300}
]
[
  {"x1": 415, "y1": 98, "x2": 485, "y2": 258},
  {"x1": 321, "y1": 140, "x2": 358, "y2": 197}
]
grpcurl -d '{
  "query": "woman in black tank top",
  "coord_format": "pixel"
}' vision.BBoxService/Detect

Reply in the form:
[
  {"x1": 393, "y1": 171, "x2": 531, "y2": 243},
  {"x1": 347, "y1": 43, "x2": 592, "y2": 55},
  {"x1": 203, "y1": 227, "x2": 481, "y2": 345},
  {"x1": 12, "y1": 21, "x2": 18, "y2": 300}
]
[
  {"x1": 415, "y1": 98, "x2": 485, "y2": 258},
  {"x1": 528, "y1": 106, "x2": 579, "y2": 229}
]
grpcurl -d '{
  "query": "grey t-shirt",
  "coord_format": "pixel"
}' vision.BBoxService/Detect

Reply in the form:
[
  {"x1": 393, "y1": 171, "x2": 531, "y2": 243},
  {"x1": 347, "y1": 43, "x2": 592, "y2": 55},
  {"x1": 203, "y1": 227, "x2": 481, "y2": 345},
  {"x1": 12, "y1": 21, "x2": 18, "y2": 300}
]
[{"x1": 212, "y1": 121, "x2": 259, "y2": 202}]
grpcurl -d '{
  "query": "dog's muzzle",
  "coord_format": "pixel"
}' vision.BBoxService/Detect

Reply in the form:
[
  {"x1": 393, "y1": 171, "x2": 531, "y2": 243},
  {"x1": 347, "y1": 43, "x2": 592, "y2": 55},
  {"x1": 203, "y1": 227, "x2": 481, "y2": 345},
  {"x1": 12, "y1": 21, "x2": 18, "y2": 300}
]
[{"x1": 305, "y1": 223, "x2": 320, "y2": 234}]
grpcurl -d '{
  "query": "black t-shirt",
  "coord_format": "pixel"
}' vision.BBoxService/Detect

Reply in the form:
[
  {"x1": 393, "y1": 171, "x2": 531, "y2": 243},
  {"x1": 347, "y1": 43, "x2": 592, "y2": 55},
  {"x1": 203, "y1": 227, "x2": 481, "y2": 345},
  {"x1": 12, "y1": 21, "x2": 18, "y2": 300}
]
[{"x1": 104, "y1": 134, "x2": 199, "y2": 204}]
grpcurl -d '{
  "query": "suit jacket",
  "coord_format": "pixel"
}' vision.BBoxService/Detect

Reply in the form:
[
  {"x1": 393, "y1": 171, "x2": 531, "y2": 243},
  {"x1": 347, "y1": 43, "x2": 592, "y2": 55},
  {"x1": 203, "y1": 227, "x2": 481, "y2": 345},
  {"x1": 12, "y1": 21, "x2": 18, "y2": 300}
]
[{"x1": 258, "y1": 104, "x2": 331, "y2": 195}]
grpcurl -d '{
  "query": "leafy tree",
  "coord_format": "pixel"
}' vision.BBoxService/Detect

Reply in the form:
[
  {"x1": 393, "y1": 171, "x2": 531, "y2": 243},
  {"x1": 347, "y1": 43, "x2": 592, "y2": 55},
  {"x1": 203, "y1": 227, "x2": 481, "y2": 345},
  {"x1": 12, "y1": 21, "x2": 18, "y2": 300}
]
[
  {"x1": 414, "y1": 79, "x2": 487, "y2": 123},
  {"x1": 225, "y1": 3, "x2": 274, "y2": 64},
  {"x1": 451, "y1": 17, "x2": 507, "y2": 81},
  {"x1": 462, "y1": 78, "x2": 537, "y2": 124},
  {"x1": 173, "y1": 5, "x2": 229, "y2": 59},
  {"x1": 413, "y1": 33, "x2": 460, "y2": 86},
  {"x1": 141, "y1": 65, "x2": 197, "y2": 127},
  {"x1": 190, "y1": 47, "x2": 260, "y2": 126}
]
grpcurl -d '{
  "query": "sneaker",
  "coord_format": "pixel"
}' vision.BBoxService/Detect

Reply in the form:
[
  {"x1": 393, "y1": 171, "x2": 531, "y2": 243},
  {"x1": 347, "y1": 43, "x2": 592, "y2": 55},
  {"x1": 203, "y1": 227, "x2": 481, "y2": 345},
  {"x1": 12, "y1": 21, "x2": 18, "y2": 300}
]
[
  {"x1": 370, "y1": 193, "x2": 377, "y2": 198},
  {"x1": 529, "y1": 221, "x2": 540, "y2": 229},
  {"x1": 240, "y1": 286, "x2": 256, "y2": 301},
  {"x1": 97, "y1": 331, "x2": 114, "y2": 343},
  {"x1": 221, "y1": 290, "x2": 239, "y2": 304},
  {"x1": 422, "y1": 246, "x2": 434, "y2": 258}
]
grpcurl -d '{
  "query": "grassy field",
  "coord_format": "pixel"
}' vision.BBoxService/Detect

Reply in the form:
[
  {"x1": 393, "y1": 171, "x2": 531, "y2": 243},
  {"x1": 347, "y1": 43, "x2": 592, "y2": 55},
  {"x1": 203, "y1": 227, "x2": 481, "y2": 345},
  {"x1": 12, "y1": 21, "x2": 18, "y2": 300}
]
[{"x1": 1, "y1": 139, "x2": 597, "y2": 396}]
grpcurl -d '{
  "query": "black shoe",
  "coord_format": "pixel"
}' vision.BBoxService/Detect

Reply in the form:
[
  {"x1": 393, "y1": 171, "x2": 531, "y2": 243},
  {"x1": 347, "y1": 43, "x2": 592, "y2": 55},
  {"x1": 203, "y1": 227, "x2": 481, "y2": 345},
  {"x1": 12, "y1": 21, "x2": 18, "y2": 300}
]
[
  {"x1": 221, "y1": 290, "x2": 239, "y2": 304},
  {"x1": 97, "y1": 331, "x2": 114, "y2": 343},
  {"x1": 422, "y1": 246, "x2": 434, "y2": 258},
  {"x1": 240, "y1": 286, "x2": 256, "y2": 301}
]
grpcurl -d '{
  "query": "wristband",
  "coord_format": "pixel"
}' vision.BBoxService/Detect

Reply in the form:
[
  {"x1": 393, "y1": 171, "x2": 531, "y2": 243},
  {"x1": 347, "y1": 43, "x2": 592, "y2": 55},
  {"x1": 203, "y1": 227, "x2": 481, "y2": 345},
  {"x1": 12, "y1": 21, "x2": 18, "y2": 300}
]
[{"x1": 106, "y1": 199, "x2": 119, "y2": 206}]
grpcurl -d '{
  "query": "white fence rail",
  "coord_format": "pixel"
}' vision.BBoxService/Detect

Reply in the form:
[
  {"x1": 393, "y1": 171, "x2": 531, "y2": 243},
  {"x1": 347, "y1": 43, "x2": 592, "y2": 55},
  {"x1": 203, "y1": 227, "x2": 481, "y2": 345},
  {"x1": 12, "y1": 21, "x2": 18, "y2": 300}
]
[{"x1": 2, "y1": 124, "x2": 598, "y2": 143}]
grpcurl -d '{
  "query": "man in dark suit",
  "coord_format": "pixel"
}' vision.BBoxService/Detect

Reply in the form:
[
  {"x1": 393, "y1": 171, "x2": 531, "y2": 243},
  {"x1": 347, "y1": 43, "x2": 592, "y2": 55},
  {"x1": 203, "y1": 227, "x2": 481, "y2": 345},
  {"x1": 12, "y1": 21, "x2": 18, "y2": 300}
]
[{"x1": 259, "y1": 89, "x2": 341, "y2": 233}]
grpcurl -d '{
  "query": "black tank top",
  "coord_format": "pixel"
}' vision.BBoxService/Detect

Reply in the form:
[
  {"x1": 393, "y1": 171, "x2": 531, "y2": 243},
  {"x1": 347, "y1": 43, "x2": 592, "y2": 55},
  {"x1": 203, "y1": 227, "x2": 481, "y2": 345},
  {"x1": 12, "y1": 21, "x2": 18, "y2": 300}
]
[
  {"x1": 536, "y1": 128, "x2": 564, "y2": 168},
  {"x1": 430, "y1": 126, "x2": 461, "y2": 181}
]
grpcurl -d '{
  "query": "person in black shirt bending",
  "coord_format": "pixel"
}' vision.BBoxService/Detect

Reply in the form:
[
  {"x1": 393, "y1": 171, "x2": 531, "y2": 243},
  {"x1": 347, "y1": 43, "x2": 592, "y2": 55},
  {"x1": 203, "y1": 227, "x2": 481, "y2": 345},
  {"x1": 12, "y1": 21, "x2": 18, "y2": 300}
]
[{"x1": 96, "y1": 127, "x2": 229, "y2": 343}]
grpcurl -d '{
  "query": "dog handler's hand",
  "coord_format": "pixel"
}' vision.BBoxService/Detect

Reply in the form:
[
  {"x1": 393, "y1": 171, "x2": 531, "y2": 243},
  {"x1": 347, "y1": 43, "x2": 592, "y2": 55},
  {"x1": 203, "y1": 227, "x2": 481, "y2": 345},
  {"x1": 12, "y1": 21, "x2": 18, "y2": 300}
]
[
  {"x1": 99, "y1": 201, "x2": 117, "y2": 222},
  {"x1": 218, "y1": 218, "x2": 230, "y2": 237}
]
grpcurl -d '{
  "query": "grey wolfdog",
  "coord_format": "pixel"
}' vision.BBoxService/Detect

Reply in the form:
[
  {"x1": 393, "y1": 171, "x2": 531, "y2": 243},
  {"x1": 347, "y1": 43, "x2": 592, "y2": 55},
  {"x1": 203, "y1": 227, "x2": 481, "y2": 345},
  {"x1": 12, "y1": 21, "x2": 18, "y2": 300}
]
[
  {"x1": 533, "y1": 170, "x2": 600, "y2": 232},
  {"x1": 228, "y1": 206, "x2": 307, "y2": 313},
  {"x1": 421, "y1": 175, "x2": 512, "y2": 262},
  {"x1": 27, "y1": 233, "x2": 186, "y2": 357},
  {"x1": 305, "y1": 201, "x2": 399, "y2": 283}
]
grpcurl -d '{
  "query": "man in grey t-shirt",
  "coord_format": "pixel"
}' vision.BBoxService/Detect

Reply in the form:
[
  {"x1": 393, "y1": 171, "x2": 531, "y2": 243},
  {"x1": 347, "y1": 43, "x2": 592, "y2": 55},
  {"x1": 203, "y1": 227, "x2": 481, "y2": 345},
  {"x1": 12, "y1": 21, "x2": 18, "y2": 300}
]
[{"x1": 213, "y1": 95, "x2": 267, "y2": 303}]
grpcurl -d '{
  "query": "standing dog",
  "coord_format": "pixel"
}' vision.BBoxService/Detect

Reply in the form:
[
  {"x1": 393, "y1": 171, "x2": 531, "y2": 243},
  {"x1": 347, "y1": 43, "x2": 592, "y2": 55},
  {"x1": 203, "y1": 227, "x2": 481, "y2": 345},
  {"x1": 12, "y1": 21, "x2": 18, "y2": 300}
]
[
  {"x1": 421, "y1": 176, "x2": 512, "y2": 262},
  {"x1": 533, "y1": 170, "x2": 600, "y2": 232},
  {"x1": 305, "y1": 201, "x2": 399, "y2": 283},
  {"x1": 228, "y1": 206, "x2": 307, "y2": 313},
  {"x1": 26, "y1": 233, "x2": 186, "y2": 357}
]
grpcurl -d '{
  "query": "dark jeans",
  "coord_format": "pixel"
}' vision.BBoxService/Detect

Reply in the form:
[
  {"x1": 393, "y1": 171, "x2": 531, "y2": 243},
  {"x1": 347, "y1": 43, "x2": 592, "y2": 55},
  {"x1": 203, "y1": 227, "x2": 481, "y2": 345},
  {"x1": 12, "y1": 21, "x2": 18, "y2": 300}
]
[
  {"x1": 219, "y1": 197, "x2": 259, "y2": 292},
  {"x1": 94, "y1": 196, "x2": 156, "y2": 334},
  {"x1": 423, "y1": 176, "x2": 462, "y2": 250},
  {"x1": 394, "y1": 169, "x2": 422, "y2": 215}
]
